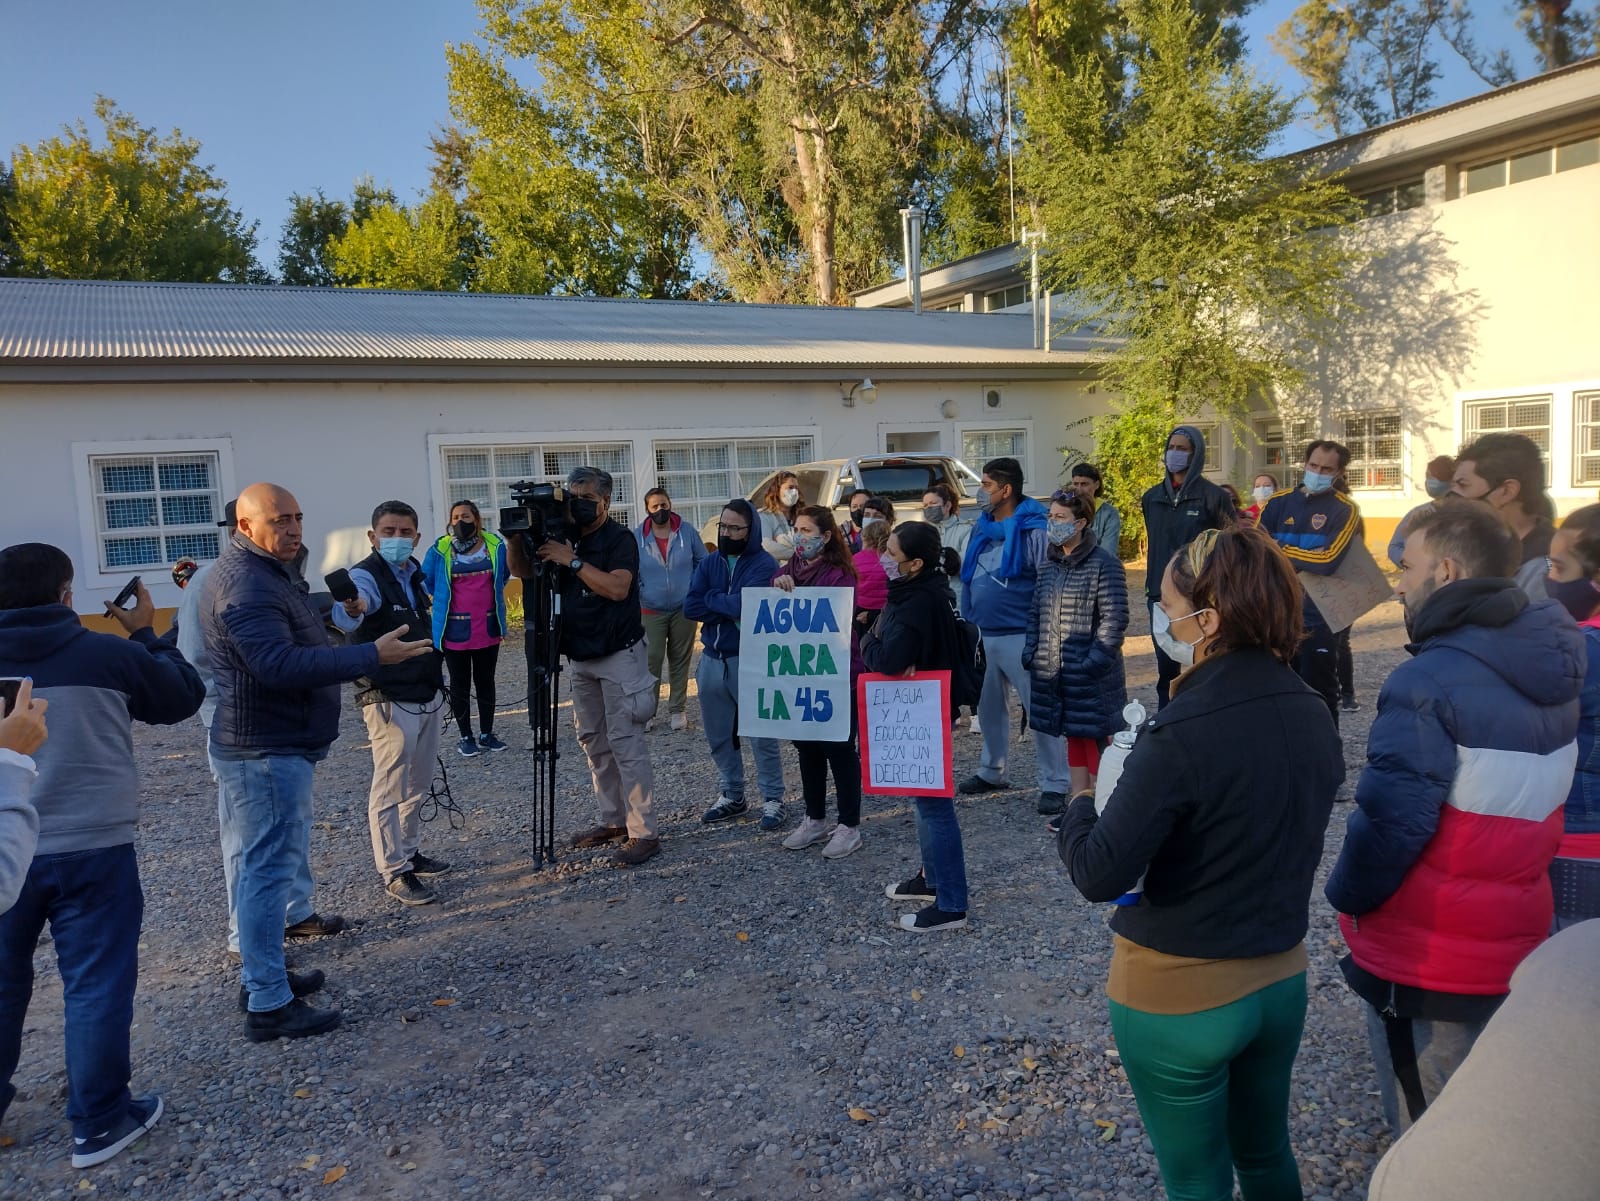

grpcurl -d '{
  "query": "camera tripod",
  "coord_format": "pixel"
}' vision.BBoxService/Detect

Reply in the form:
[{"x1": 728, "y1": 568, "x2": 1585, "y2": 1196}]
[{"x1": 522, "y1": 551, "x2": 564, "y2": 867}]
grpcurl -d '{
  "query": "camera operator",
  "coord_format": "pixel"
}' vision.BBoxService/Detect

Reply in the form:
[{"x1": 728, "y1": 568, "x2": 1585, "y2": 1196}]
[{"x1": 506, "y1": 466, "x2": 660, "y2": 867}]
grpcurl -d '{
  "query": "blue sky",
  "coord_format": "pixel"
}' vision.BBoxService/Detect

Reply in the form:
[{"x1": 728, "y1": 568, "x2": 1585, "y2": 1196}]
[{"x1": 0, "y1": 0, "x2": 1527, "y2": 273}]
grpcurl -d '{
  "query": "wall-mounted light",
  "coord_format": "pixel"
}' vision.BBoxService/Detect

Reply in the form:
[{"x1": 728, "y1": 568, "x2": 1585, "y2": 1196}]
[{"x1": 841, "y1": 378, "x2": 878, "y2": 407}]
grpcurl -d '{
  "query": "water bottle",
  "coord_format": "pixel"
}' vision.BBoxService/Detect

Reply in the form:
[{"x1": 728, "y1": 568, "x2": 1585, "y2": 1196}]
[{"x1": 1094, "y1": 700, "x2": 1149, "y2": 906}]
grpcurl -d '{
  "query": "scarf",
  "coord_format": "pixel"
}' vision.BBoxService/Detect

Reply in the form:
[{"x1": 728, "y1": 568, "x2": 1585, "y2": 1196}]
[{"x1": 960, "y1": 496, "x2": 1048, "y2": 584}]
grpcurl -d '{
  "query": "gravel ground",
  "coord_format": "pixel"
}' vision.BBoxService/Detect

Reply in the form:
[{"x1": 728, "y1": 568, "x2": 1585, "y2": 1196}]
[{"x1": 1, "y1": 570, "x2": 1408, "y2": 1201}]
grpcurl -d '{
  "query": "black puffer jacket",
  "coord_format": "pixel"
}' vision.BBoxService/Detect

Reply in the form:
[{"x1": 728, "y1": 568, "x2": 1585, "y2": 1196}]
[
  {"x1": 1023, "y1": 531, "x2": 1129, "y2": 740},
  {"x1": 860, "y1": 567, "x2": 962, "y2": 718}
]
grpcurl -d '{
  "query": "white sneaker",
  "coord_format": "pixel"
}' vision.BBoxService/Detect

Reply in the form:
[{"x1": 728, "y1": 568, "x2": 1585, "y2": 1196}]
[
  {"x1": 821, "y1": 824, "x2": 862, "y2": 859},
  {"x1": 782, "y1": 817, "x2": 834, "y2": 850},
  {"x1": 968, "y1": 714, "x2": 982, "y2": 735},
  {"x1": 670, "y1": 712, "x2": 688, "y2": 731}
]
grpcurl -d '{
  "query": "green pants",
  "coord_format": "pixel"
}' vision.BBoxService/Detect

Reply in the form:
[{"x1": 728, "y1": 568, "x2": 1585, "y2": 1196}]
[
  {"x1": 1109, "y1": 972, "x2": 1307, "y2": 1201},
  {"x1": 642, "y1": 608, "x2": 696, "y2": 714}
]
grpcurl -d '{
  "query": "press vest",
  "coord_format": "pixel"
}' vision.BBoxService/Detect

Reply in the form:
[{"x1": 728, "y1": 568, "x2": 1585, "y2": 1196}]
[{"x1": 350, "y1": 551, "x2": 444, "y2": 706}]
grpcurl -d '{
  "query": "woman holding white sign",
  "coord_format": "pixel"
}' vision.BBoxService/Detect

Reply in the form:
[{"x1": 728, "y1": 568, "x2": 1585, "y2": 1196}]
[
  {"x1": 1056, "y1": 525, "x2": 1342, "y2": 1201},
  {"x1": 862, "y1": 521, "x2": 970, "y2": 933},
  {"x1": 774, "y1": 508, "x2": 864, "y2": 859}
]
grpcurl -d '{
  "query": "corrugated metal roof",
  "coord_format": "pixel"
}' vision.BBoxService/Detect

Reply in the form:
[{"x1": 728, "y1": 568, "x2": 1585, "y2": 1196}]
[{"x1": 0, "y1": 278, "x2": 1100, "y2": 367}]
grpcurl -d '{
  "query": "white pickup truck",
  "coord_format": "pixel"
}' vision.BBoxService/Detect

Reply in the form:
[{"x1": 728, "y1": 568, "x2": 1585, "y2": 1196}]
[{"x1": 696, "y1": 453, "x2": 984, "y2": 549}]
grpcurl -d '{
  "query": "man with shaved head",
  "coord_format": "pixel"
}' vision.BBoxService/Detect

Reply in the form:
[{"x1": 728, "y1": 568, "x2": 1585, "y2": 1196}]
[{"x1": 201, "y1": 483, "x2": 433, "y2": 1041}]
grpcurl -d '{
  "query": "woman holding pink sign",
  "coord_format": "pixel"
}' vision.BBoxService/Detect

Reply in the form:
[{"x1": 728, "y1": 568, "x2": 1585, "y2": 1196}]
[
  {"x1": 862, "y1": 522, "x2": 969, "y2": 933},
  {"x1": 1057, "y1": 525, "x2": 1342, "y2": 1201}
]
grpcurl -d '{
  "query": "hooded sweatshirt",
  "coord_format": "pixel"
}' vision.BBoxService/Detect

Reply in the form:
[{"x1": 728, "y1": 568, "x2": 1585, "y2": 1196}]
[
  {"x1": 0, "y1": 605, "x2": 205, "y2": 855},
  {"x1": 683, "y1": 498, "x2": 778, "y2": 660},
  {"x1": 1138, "y1": 425, "x2": 1233, "y2": 600},
  {"x1": 634, "y1": 510, "x2": 706, "y2": 613},
  {"x1": 1326, "y1": 579, "x2": 1583, "y2": 996}
]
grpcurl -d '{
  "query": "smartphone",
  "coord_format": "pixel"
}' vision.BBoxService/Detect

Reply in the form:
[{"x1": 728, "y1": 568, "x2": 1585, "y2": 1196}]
[
  {"x1": 111, "y1": 575, "x2": 142, "y2": 610},
  {"x1": 0, "y1": 678, "x2": 22, "y2": 718},
  {"x1": 324, "y1": 569, "x2": 359, "y2": 603}
]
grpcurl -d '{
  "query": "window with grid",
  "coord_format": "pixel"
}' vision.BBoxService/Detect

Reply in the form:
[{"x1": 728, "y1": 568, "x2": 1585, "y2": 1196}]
[
  {"x1": 1463, "y1": 396, "x2": 1552, "y2": 479},
  {"x1": 443, "y1": 441, "x2": 637, "y2": 525},
  {"x1": 90, "y1": 452, "x2": 223, "y2": 571},
  {"x1": 1340, "y1": 410, "x2": 1404, "y2": 489},
  {"x1": 1573, "y1": 391, "x2": 1600, "y2": 486},
  {"x1": 962, "y1": 428, "x2": 1027, "y2": 466},
  {"x1": 653, "y1": 436, "x2": 816, "y2": 531}
]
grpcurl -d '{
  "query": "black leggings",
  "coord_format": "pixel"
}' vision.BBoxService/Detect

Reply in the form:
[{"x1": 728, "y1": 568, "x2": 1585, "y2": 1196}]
[
  {"x1": 443, "y1": 644, "x2": 500, "y2": 738},
  {"x1": 796, "y1": 695, "x2": 862, "y2": 826}
]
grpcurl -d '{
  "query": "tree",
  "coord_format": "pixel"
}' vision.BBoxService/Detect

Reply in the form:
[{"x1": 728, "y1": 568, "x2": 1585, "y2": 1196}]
[
  {"x1": 2, "y1": 96, "x2": 263, "y2": 282},
  {"x1": 278, "y1": 190, "x2": 350, "y2": 286},
  {"x1": 448, "y1": 0, "x2": 998, "y2": 304},
  {"x1": 1516, "y1": 0, "x2": 1598, "y2": 71},
  {"x1": 327, "y1": 189, "x2": 478, "y2": 291},
  {"x1": 1019, "y1": 0, "x2": 1358, "y2": 435}
]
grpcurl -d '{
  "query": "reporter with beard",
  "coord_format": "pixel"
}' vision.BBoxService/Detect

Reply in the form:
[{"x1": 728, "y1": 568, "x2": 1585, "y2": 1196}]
[{"x1": 508, "y1": 467, "x2": 661, "y2": 867}]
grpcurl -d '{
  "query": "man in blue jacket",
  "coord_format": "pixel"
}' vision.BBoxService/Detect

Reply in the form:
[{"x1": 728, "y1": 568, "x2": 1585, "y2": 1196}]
[
  {"x1": 958, "y1": 457, "x2": 1062, "y2": 811},
  {"x1": 635, "y1": 487, "x2": 706, "y2": 732},
  {"x1": 201, "y1": 483, "x2": 432, "y2": 1041},
  {"x1": 1258, "y1": 440, "x2": 1361, "y2": 725},
  {"x1": 684, "y1": 499, "x2": 787, "y2": 830},
  {"x1": 1139, "y1": 425, "x2": 1233, "y2": 709},
  {"x1": 0, "y1": 543, "x2": 204, "y2": 1168}
]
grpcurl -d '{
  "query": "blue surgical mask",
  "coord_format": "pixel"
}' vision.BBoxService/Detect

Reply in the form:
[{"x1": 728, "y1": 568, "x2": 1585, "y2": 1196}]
[
  {"x1": 1165, "y1": 448, "x2": 1191, "y2": 475},
  {"x1": 795, "y1": 533, "x2": 826, "y2": 560},
  {"x1": 1047, "y1": 519, "x2": 1079, "y2": 547},
  {"x1": 378, "y1": 537, "x2": 414, "y2": 565},
  {"x1": 862, "y1": 515, "x2": 884, "y2": 529},
  {"x1": 1302, "y1": 470, "x2": 1334, "y2": 494},
  {"x1": 1425, "y1": 477, "x2": 1452, "y2": 499},
  {"x1": 1151, "y1": 602, "x2": 1212, "y2": 667}
]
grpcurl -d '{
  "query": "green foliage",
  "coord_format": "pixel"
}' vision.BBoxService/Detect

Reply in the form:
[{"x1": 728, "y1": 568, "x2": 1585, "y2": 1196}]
[
  {"x1": 447, "y1": 0, "x2": 998, "y2": 303},
  {"x1": 327, "y1": 190, "x2": 478, "y2": 292},
  {"x1": 1018, "y1": 0, "x2": 1359, "y2": 425},
  {"x1": 2, "y1": 97, "x2": 263, "y2": 283},
  {"x1": 278, "y1": 190, "x2": 350, "y2": 286}
]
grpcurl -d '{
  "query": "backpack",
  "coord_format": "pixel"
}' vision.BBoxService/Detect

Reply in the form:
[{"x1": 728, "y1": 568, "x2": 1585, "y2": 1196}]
[{"x1": 949, "y1": 603, "x2": 986, "y2": 710}]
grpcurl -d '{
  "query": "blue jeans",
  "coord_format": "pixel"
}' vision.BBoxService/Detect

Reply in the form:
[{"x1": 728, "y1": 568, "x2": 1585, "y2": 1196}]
[
  {"x1": 914, "y1": 797, "x2": 969, "y2": 912},
  {"x1": 0, "y1": 843, "x2": 143, "y2": 1138},
  {"x1": 696, "y1": 654, "x2": 784, "y2": 802},
  {"x1": 214, "y1": 753, "x2": 316, "y2": 1012},
  {"x1": 212, "y1": 748, "x2": 313, "y2": 952},
  {"x1": 976, "y1": 632, "x2": 1068, "y2": 793}
]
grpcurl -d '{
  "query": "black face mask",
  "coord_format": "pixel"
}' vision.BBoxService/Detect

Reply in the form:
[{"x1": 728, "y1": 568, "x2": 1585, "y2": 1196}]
[
  {"x1": 649, "y1": 508, "x2": 672, "y2": 527},
  {"x1": 569, "y1": 497, "x2": 600, "y2": 528},
  {"x1": 718, "y1": 535, "x2": 748, "y2": 557},
  {"x1": 453, "y1": 520, "x2": 477, "y2": 543},
  {"x1": 849, "y1": 507, "x2": 866, "y2": 527}
]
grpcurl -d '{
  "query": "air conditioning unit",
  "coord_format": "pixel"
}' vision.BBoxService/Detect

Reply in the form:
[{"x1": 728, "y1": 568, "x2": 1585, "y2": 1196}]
[{"x1": 983, "y1": 387, "x2": 1003, "y2": 411}]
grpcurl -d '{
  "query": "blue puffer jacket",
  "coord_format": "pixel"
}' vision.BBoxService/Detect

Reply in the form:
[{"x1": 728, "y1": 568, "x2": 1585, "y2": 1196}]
[
  {"x1": 1566, "y1": 622, "x2": 1600, "y2": 836},
  {"x1": 200, "y1": 534, "x2": 380, "y2": 755},
  {"x1": 1023, "y1": 531, "x2": 1129, "y2": 739}
]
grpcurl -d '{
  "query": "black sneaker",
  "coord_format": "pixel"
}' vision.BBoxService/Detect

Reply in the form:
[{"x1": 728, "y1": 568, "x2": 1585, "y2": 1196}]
[
  {"x1": 236, "y1": 968, "x2": 326, "y2": 1013},
  {"x1": 478, "y1": 732, "x2": 508, "y2": 752},
  {"x1": 958, "y1": 774, "x2": 1006, "y2": 795},
  {"x1": 701, "y1": 795, "x2": 749, "y2": 824},
  {"x1": 71, "y1": 1094, "x2": 163, "y2": 1168},
  {"x1": 1340, "y1": 695, "x2": 1360, "y2": 712},
  {"x1": 456, "y1": 736, "x2": 481, "y2": 758},
  {"x1": 1037, "y1": 791, "x2": 1067, "y2": 815},
  {"x1": 884, "y1": 872, "x2": 936, "y2": 902},
  {"x1": 386, "y1": 871, "x2": 436, "y2": 906},
  {"x1": 283, "y1": 912, "x2": 345, "y2": 940},
  {"x1": 244, "y1": 997, "x2": 342, "y2": 1042},
  {"x1": 410, "y1": 851, "x2": 452, "y2": 877},
  {"x1": 1046, "y1": 811, "x2": 1065, "y2": 835},
  {"x1": 897, "y1": 906, "x2": 968, "y2": 933}
]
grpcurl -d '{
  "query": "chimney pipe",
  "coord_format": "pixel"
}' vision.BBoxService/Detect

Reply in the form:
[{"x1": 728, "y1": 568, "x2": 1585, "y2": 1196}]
[{"x1": 899, "y1": 206, "x2": 925, "y2": 314}]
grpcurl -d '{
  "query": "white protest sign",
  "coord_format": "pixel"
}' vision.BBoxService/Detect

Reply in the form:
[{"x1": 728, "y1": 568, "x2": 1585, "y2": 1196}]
[
  {"x1": 858, "y1": 672, "x2": 953, "y2": 796},
  {"x1": 737, "y1": 587, "x2": 854, "y2": 742}
]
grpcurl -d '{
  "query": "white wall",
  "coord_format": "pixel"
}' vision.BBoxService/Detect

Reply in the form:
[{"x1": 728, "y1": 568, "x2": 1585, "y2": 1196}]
[{"x1": 1, "y1": 373, "x2": 1108, "y2": 613}]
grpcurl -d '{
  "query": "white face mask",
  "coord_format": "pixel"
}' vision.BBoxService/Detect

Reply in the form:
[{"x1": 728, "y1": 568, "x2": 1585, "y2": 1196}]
[
  {"x1": 780, "y1": 487, "x2": 800, "y2": 506},
  {"x1": 1151, "y1": 602, "x2": 1213, "y2": 667},
  {"x1": 1252, "y1": 485, "x2": 1273, "y2": 504}
]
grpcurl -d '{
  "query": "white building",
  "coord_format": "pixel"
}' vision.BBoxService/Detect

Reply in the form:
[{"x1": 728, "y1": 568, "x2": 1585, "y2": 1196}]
[
  {"x1": 0, "y1": 279, "x2": 1102, "y2": 617},
  {"x1": 857, "y1": 59, "x2": 1600, "y2": 549}
]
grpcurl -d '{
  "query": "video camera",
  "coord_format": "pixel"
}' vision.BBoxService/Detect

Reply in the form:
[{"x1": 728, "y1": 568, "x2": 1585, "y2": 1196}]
[{"x1": 499, "y1": 480, "x2": 569, "y2": 544}]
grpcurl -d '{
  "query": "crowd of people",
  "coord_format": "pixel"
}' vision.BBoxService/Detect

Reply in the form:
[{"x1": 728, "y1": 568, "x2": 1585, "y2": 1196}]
[{"x1": 0, "y1": 424, "x2": 1593, "y2": 1195}]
